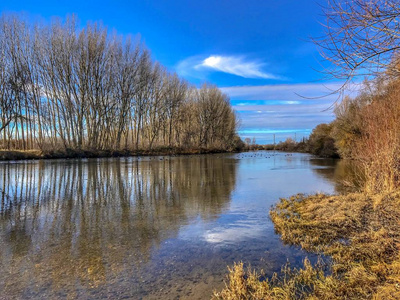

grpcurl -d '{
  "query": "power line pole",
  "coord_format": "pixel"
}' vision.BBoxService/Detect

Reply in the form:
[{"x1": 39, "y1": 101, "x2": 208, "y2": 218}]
[{"x1": 273, "y1": 134, "x2": 275, "y2": 154}]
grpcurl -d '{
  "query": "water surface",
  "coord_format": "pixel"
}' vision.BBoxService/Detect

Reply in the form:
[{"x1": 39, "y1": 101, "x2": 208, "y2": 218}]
[{"x1": 0, "y1": 151, "x2": 348, "y2": 299}]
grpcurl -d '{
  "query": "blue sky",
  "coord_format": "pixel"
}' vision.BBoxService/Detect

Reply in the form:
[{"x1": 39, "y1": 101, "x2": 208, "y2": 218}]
[{"x1": 1, "y1": 0, "x2": 346, "y2": 144}]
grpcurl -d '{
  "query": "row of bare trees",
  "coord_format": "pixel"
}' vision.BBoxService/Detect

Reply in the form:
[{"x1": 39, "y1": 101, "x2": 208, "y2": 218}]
[{"x1": 0, "y1": 14, "x2": 240, "y2": 152}]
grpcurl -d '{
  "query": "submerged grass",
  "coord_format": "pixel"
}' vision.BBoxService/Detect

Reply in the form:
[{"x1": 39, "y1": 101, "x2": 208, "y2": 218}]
[{"x1": 214, "y1": 192, "x2": 400, "y2": 299}]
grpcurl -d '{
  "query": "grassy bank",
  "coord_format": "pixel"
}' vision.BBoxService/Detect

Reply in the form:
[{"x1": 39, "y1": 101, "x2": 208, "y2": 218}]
[
  {"x1": 214, "y1": 192, "x2": 400, "y2": 299},
  {"x1": 0, "y1": 147, "x2": 233, "y2": 161}
]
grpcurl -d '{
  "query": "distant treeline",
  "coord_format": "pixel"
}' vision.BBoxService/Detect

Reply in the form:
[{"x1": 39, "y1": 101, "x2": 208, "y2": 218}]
[
  {"x1": 275, "y1": 124, "x2": 339, "y2": 158},
  {"x1": 245, "y1": 131, "x2": 339, "y2": 158},
  {"x1": 0, "y1": 14, "x2": 242, "y2": 154}
]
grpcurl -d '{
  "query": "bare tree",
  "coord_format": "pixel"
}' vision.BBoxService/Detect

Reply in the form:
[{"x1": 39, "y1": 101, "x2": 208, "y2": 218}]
[
  {"x1": 0, "y1": 13, "x2": 241, "y2": 153},
  {"x1": 315, "y1": 0, "x2": 400, "y2": 83}
]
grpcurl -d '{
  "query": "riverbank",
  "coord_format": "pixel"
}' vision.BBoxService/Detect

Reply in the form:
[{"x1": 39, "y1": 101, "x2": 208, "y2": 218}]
[
  {"x1": 0, "y1": 147, "x2": 235, "y2": 161},
  {"x1": 214, "y1": 192, "x2": 400, "y2": 299}
]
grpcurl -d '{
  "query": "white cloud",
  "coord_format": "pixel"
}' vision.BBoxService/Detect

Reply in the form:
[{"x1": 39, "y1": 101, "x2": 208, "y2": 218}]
[
  {"x1": 236, "y1": 103, "x2": 336, "y2": 131},
  {"x1": 196, "y1": 55, "x2": 279, "y2": 79},
  {"x1": 221, "y1": 82, "x2": 361, "y2": 101},
  {"x1": 222, "y1": 82, "x2": 363, "y2": 143},
  {"x1": 176, "y1": 55, "x2": 280, "y2": 79}
]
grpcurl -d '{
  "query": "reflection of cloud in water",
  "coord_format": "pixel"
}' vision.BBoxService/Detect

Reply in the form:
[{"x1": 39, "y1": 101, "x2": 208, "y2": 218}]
[
  {"x1": 0, "y1": 156, "x2": 238, "y2": 299},
  {"x1": 204, "y1": 220, "x2": 265, "y2": 244},
  {"x1": 179, "y1": 211, "x2": 270, "y2": 245},
  {"x1": 0, "y1": 151, "x2": 353, "y2": 299}
]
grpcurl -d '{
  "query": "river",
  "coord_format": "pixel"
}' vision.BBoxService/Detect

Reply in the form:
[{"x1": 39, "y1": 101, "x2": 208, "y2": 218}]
[{"x1": 0, "y1": 151, "x2": 350, "y2": 299}]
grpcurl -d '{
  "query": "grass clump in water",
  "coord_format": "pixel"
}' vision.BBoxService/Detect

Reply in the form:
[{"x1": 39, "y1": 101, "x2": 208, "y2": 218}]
[{"x1": 214, "y1": 192, "x2": 400, "y2": 299}]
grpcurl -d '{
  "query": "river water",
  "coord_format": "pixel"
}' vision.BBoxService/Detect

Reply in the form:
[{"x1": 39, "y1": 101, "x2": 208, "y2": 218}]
[{"x1": 0, "y1": 151, "x2": 349, "y2": 299}]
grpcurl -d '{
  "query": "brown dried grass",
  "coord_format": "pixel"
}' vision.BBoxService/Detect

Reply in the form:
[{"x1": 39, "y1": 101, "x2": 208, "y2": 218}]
[{"x1": 214, "y1": 192, "x2": 400, "y2": 299}]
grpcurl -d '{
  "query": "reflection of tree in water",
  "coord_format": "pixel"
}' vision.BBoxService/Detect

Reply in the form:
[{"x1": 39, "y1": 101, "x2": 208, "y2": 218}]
[
  {"x1": 309, "y1": 158, "x2": 362, "y2": 193},
  {"x1": 0, "y1": 156, "x2": 237, "y2": 298}
]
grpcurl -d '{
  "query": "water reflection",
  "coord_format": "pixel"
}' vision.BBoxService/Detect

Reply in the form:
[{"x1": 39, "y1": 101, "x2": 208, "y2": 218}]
[
  {"x1": 309, "y1": 158, "x2": 362, "y2": 193},
  {"x1": 0, "y1": 152, "x2": 357, "y2": 299},
  {"x1": 0, "y1": 156, "x2": 237, "y2": 299}
]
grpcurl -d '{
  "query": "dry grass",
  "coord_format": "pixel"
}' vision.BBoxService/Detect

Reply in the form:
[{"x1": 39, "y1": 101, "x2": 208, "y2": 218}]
[
  {"x1": 214, "y1": 192, "x2": 400, "y2": 299},
  {"x1": 0, "y1": 149, "x2": 43, "y2": 160},
  {"x1": 0, "y1": 147, "x2": 231, "y2": 161}
]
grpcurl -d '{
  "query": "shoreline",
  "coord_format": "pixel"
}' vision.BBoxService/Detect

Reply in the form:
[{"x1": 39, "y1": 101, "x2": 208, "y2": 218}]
[
  {"x1": 215, "y1": 191, "x2": 400, "y2": 299},
  {"x1": 0, "y1": 147, "x2": 239, "y2": 162},
  {"x1": 0, "y1": 148, "x2": 333, "y2": 162}
]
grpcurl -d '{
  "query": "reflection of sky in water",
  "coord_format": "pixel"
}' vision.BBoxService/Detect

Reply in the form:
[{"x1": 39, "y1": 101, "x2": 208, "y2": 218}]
[
  {"x1": 179, "y1": 212, "x2": 268, "y2": 245},
  {"x1": 178, "y1": 152, "x2": 335, "y2": 248},
  {"x1": 0, "y1": 151, "x2": 343, "y2": 300}
]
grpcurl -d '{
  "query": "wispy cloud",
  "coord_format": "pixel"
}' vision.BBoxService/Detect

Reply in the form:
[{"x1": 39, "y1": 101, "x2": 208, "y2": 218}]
[
  {"x1": 221, "y1": 82, "x2": 361, "y2": 101},
  {"x1": 196, "y1": 55, "x2": 279, "y2": 79},
  {"x1": 220, "y1": 82, "x2": 362, "y2": 144},
  {"x1": 176, "y1": 55, "x2": 280, "y2": 79}
]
